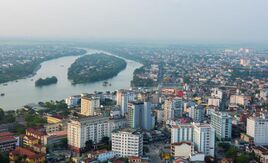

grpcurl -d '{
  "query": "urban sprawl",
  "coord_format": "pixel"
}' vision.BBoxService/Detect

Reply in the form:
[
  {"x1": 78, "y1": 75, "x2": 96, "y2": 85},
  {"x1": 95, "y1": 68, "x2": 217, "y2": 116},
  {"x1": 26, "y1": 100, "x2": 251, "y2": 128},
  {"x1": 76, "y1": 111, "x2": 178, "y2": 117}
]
[{"x1": 1, "y1": 45, "x2": 268, "y2": 163}]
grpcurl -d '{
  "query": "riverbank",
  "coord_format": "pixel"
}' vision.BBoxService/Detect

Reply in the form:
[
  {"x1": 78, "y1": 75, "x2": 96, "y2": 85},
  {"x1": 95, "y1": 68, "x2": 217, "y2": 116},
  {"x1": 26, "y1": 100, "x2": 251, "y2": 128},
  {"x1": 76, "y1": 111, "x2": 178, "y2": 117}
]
[
  {"x1": 0, "y1": 49, "x2": 142, "y2": 110},
  {"x1": 0, "y1": 48, "x2": 87, "y2": 84},
  {"x1": 68, "y1": 53, "x2": 127, "y2": 84}
]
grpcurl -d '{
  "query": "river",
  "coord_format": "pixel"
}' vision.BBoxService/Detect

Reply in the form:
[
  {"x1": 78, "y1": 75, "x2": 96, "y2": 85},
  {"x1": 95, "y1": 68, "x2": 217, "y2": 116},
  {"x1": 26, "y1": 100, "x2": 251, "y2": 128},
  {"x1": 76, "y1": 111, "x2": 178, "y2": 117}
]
[{"x1": 0, "y1": 49, "x2": 142, "y2": 110}]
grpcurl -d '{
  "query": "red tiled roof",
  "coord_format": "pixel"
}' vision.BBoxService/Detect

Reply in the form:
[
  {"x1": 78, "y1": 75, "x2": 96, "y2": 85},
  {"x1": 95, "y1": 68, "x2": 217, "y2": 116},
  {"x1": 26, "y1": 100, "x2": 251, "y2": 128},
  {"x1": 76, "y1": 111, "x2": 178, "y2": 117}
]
[
  {"x1": 10, "y1": 147, "x2": 44, "y2": 159},
  {"x1": 26, "y1": 128, "x2": 46, "y2": 136},
  {"x1": 0, "y1": 132, "x2": 13, "y2": 137},
  {"x1": 0, "y1": 136, "x2": 16, "y2": 143}
]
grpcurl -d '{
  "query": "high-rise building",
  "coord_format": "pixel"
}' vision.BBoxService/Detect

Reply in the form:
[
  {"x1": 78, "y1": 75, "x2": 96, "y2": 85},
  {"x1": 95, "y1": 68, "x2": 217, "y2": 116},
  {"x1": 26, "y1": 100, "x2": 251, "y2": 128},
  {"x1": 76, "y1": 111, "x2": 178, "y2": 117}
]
[
  {"x1": 112, "y1": 128, "x2": 143, "y2": 157},
  {"x1": 211, "y1": 111, "x2": 232, "y2": 140},
  {"x1": 128, "y1": 102, "x2": 143, "y2": 128},
  {"x1": 193, "y1": 123, "x2": 215, "y2": 157},
  {"x1": 163, "y1": 97, "x2": 184, "y2": 121},
  {"x1": 247, "y1": 114, "x2": 268, "y2": 146},
  {"x1": 142, "y1": 102, "x2": 153, "y2": 130},
  {"x1": 171, "y1": 124, "x2": 193, "y2": 143},
  {"x1": 116, "y1": 90, "x2": 128, "y2": 116},
  {"x1": 127, "y1": 101, "x2": 153, "y2": 130},
  {"x1": 80, "y1": 96, "x2": 100, "y2": 116},
  {"x1": 67, "y1": 116, "x2": 109, "y2": 152},
  {"x1": 189, "y1": 105, "x2": 205, "y2": 123}
]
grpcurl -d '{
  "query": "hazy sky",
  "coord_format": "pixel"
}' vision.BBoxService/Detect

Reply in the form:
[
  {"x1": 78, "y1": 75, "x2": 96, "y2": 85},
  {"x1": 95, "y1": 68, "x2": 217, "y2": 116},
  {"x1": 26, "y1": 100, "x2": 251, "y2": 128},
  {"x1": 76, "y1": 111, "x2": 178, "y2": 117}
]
[{"x1": 0, "y1": 0, "x2": 268, "y2": 42}]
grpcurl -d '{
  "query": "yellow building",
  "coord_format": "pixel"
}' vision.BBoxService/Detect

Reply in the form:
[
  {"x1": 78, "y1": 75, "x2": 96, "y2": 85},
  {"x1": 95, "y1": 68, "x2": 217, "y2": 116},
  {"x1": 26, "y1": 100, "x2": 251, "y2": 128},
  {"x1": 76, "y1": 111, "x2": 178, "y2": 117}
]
[{"x1": 81, "y1": 96, "x2": 100, "y2": 116}]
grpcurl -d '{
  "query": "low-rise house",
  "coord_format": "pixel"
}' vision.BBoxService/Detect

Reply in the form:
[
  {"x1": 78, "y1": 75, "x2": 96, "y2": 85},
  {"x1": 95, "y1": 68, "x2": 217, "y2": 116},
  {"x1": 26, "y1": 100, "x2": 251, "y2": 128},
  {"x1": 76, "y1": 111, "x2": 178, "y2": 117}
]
[
  {"x1": 0, "y1": 132, "x2": 17, "y2": 152},
  {"x1": 9, "y1": 147, "x2": 45, "y2": 163}
]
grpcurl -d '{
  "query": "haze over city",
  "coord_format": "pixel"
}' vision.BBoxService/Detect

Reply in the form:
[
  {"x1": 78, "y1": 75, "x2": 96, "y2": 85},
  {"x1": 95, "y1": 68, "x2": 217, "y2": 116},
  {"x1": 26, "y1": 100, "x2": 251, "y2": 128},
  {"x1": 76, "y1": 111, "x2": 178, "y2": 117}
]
[
  {"x1": 1, "y1": 0, "x2": 268, "y2": 42},
  {"x1": 1, "y1": 1, "x2": 268, "y2": 163}
]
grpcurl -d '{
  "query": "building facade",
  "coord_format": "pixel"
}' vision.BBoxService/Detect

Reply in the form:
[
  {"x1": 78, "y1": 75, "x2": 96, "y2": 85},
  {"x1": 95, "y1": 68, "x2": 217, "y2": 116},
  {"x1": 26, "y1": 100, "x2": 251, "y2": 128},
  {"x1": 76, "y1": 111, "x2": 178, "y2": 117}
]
[
  {"x1": 211, "y1": 111, "x2": 232, "y2": 140},
  {"x1": 80, "y1": 96, "x2": 100, "y2": 116},
  {"x1": 171, "y1": 124, "x2": 193, "y2": 143},
  {"x1": 193, "y1": 123, "x2": 215, "y2": 157},
  {"x1": 247, "y1": 115, "x2": 268, "y2": 146},
  {"x1": 112, "y1": 129, "x2": 143, "y2": 157},
  {"x1": 67, "y1": 116, "x2": 109, "y2": 152}
]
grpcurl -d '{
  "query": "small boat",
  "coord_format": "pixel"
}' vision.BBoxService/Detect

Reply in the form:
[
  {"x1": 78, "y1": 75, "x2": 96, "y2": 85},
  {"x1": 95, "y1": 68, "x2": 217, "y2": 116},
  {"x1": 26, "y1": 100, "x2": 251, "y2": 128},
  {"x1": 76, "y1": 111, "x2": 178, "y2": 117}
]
[
  {"x1": 103, "y1": 81, "x2": 108, "y2": 86},
  {"x1": 0, "y1": 93, "x2": 5, "y2": 96},
  {"x1": 3, "y1": 83, "x2": 8, "y2": 86}
]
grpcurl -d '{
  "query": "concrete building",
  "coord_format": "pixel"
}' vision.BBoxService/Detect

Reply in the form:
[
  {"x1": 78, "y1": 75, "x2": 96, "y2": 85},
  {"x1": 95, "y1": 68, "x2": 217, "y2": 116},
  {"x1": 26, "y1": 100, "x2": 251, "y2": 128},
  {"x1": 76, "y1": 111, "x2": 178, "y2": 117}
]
[
  {"x1": 230, "y1": 95, "x2": 246, "y2": 106},
  {"x1": 189, "y1": 105, "x2": 205, "y2": 123},
  {"x1": 171, "y1": 124, "x2": 193, "y2": 143},
  {"x1": 247, "y1": 114, "x2": 268, "y2": 146},
  {"x1": 211, "y1": 88, "x2": 223, "y2": 99},
  {"x1": 142, "y1": 102, "x2": 153, "y2": 130},
  {"x1": 128, "y1": 101, "x2": 153, "y2": 130},
  {"x1": 107, "y1": 118, "x2": 128, "y2": 138},
  {"x1": 211, "y1": 111, "x2": 232, "y2": 140},
  {"x1": 163, "y1": 97, "x2": 183, "y2": 121},
  {"x1": 193, "y1": 123, "x2": 215, "y2": 157},
  {"x1": 67, "y1": 116, "x2": 109, "y2": 152},
  {"x1": 171, "y1": 142, "x2": 194, "y2": 159},
  {"x1": 116, "y1": 90, "x2": 129, "y2": 116},
  {"x1": 116, "y1": 89, "x2": 136, "y2": 116},
  {"x1": 128, "y1": 102, "x2": 143, "y2": 129},
  {"x1": 208, "y1": 97, "x2": 221, "y2": 107},
  {"x1": 65, "y1": 95, "x2": 80, "y2": 108},
  {"x1": 112, "y1": 128, "x2": 143, "y2": 157},
  {"x1": 80, "y1": 96, "x2": 100, "y2": 116},
  {"x1": 0, "y1": 132, "x2": 17, "y2": 153}
]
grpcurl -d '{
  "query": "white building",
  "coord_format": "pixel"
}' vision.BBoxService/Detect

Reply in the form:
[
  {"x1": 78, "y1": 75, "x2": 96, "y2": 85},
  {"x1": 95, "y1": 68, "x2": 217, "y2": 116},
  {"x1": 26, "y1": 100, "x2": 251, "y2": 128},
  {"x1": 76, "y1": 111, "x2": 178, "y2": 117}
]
[
  {"x1": 116, "y1": 90, "x2": 136, "y2": 116},
  {"x1": 247, "y1": 114, "x2": 268, "y2": 146},
  {"x1": 171, "y1": 124, "x2": 193, "y2": 143},
  {"x1": 67, "y1": 116, "x2": 109, "y2": 151},
  {"x1": 230, "y1": 95, "x2": 246, "y2": 106},
  {"x1": 163, "y1": 97, "x2": 184, "y2": 121},
  {"x1": 211, "y1": 88, "x2": 223, "y2": 99},
  {"x1": 208, "y1": 97, "x2": 221, "y2": 107},
  {"x1": 112, "y1": 129, "x2": 143, "y2": 157},
  {"x1": 171, "y1": 142, "x2": 194, "y2": 159},
  {"x1": 189, "y1": 105, "x2": 205, "y2": 123},
  {"x1": 211, "y1": 111, "x2": 232, "y2": 140},
  {"x1": 193, "y1": 123, "x2": 215, "y2": 157},
  {"x1": 80, "y1": 96, "x2": 100, "y2": 116},
  {"x1": 65, "y1": 95, "x2": 80, "y2": 108}
]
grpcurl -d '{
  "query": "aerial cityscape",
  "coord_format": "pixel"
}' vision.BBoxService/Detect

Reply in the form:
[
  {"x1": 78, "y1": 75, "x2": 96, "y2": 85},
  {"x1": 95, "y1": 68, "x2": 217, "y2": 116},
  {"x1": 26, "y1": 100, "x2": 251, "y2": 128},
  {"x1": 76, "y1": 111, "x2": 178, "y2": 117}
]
[{"x1": 0, "y1": 0, "x2": 268, "y2": 163}]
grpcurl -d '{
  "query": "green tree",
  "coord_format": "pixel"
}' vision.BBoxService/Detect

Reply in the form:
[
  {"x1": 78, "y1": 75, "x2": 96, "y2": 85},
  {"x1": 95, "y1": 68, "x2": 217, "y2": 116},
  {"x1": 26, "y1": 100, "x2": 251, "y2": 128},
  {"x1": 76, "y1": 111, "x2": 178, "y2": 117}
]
[
  {"x1": 101, "y1": 136, "x2": 110, "y2": 145},
  {"x1": 236, "y1": 154, "x2": 249, "y2": 163},
  {"x1": 0, "y1": 108, "x2": 5, "y2": 122},
  {"x1": 85, "y1": 140, "x2": 93, "y2": 151}
]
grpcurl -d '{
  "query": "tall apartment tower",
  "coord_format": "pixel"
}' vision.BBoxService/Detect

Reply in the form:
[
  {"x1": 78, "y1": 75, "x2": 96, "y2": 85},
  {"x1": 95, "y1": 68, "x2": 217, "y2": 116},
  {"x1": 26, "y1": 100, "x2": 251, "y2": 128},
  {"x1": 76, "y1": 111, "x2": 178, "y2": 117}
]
[
  {"x1": 211, "y1": 111, "x2": 232, "y2": 140},
  {"x1": 193, "y1": 123, "x2": 215, "y2": 157},
  {"x1": 128, "y1": 102, "x2": 143, "y2": 128},
  {"x1": 163, "y1": 97, "x2": 184, "y2": 121},
  {"x1": 128, "y1": 101, "x2": 153, "y2": 130},
  {"x1": 189, "y1": 105, "x2": 205, "y2": 123},
  {"x1": 247, "y1": 114, "x2": 268, "y2": 146},
  {"x1": 80, "y1": 96, "x2": 100, "y2": 116}
]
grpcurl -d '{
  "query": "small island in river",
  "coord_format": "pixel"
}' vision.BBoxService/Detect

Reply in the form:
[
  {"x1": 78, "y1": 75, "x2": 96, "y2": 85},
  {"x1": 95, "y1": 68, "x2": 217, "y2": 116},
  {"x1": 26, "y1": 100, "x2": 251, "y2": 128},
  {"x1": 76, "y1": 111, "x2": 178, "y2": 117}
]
[
  {"x1": 68, "y1": 53, "x2": 127, "y2": 84},
  {"x1": 35, "y1": 76, "x2": 58, "y2": 87}
]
